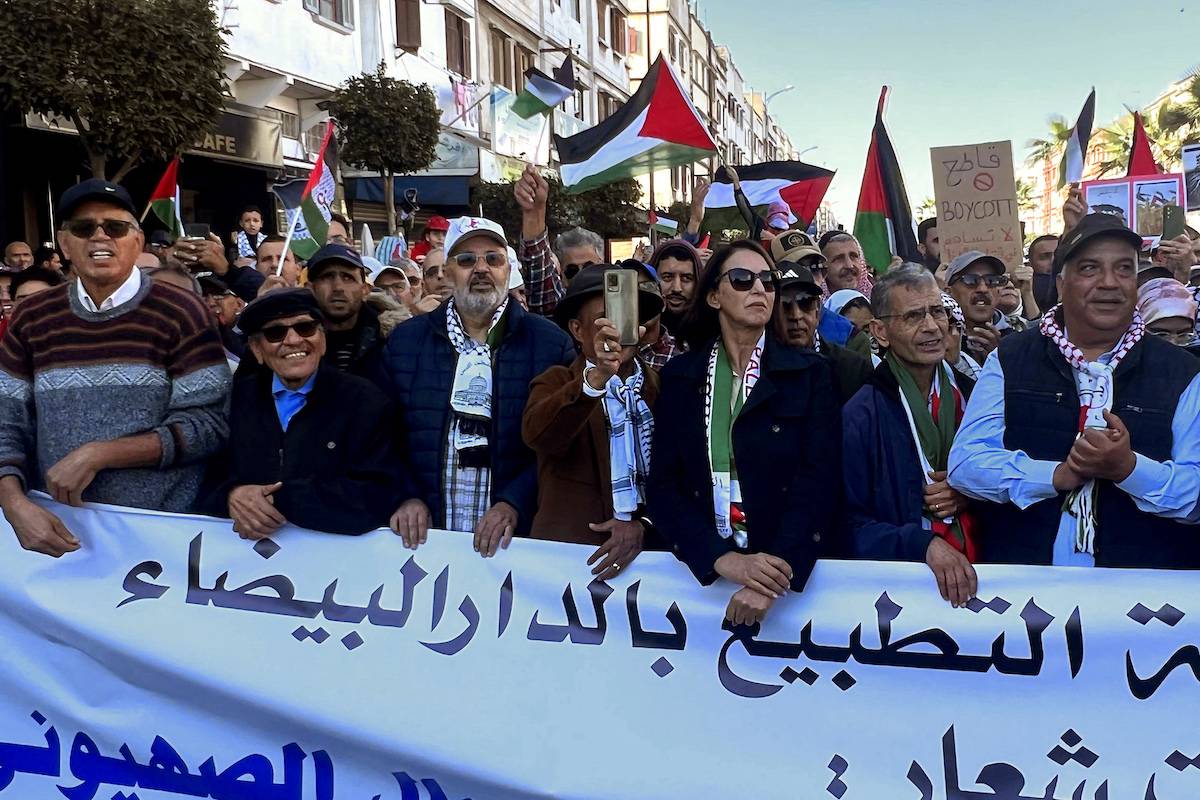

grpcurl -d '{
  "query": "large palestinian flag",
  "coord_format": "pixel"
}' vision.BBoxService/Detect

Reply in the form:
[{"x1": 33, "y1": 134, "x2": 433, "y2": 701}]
[
  {"x1": 285, "y1": 122, "x2": 339, "y2": 260},
  {"x1": 555, "y1": 55, "x2": 716, "y2": 194},
  {"x1": 853, "y1": 86, "x2": 919, "y2": 272},
  {"x1": 702, "y1": 161, "x2": 835, "y2": 234}
]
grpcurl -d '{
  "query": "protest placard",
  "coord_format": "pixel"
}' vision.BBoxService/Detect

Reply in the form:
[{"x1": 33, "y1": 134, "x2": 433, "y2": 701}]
[
  {"x1": 930, "y1": 140, "x2": 1022, "y2": 269},
  {"x1": 1081, "y1": 172, "x2": 1186, "y2": 249}
]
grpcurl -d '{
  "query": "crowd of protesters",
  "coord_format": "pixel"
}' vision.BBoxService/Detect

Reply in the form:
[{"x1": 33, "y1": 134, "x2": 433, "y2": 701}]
[{"x1": 2, "y1": 169, "x2": 1200, "y2": 627}]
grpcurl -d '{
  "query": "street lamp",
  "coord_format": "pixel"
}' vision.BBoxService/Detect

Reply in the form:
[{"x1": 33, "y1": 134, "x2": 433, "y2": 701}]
[
  {"x1": 798, "y1": 145, "x2": 818, "y2": 159},
  {"x1": 764, "y1": 85, "x2": 795, "y2": 107}
]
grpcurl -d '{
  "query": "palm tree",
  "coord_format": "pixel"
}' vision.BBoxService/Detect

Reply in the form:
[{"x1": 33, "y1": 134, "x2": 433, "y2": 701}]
[
  {"x1": 1094, "y1": 108, "x2": 1188, "y2": 177},
  {"x1": 1015, "y1": 178, "x2": 1036, "y2": 213},
  {"x1": 914, "y1": 196, "x2": 936, "y2": 220},
  {"x1": 1025, "y1": 115, "x2": 1072, "y2": 168}
]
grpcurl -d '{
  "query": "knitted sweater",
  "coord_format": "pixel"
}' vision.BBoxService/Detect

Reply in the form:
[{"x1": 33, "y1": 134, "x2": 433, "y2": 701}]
[{"x1": 0, "y1": 276, "x2": 232, "y2": 511}]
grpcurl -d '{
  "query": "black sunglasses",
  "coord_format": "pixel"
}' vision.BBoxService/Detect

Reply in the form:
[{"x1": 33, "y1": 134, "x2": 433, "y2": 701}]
[
  {"x1": 64, "y1": 218, "x2": 138, "y2": 239},
  {"x1": 563, "y1": 261, "x2": 594, "y2": 280},
  {"x1": 719, "y1": 268, "x2": 778, "y2": 293},
  {"x1": 952, "y1": 273, "x2": 1008, "y2": 289},
  {"x1": 780, "y1": 293, "x2": 822, "y2": 311},
  {"x1": 452, "y1": 251, "x2": 507, "y2": 268},
  {"x1": 260, "y1": 320, "x2": 322, "y2": 343}
]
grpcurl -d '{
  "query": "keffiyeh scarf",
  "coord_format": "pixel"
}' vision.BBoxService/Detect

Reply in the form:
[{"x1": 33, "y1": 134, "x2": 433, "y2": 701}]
[
  {"x1": 446, "y1": 298, "x2": 509, "y2": 466},
  {"x1": 601, "y1": 361, "x2": 654, "y2": 520},
  {"x1": 704, "y1": 334, "x2": 765, "y2": 548},
  {"x1": 1040, "y1": 305, "x2": 1145, "y2": 555},
  {"x1": 236, "y1": 230, "x2": 266, "y2": 259}
]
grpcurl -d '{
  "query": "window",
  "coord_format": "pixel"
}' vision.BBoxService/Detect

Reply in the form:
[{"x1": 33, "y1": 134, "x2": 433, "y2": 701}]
[
  {"x1": 610, "y1": 8, "x2": 627, "y2": 56},
  {"x1": 627, "y1": 25, "x2": 643, "y2": 55},
  {"x1": 596, "y1": 1, "x2": 609, "y2": 46},
  {"x1": 597, "y1": 90, "x2": 621, "y2": 121},
  {"x1": 303, "y1": 0, "x2": 352, "y2": 27},
  {"x1": 445, "y1": 10, "x2": 472, "y2": 78},
  {"x1": 280, "y1": 111, "x2": 300, "y2": 140},
  {"x1": 568, "y1": 86, "x2": 587, "y2": 119},
  {"x1": 517, "y1": 46, "x2": 536, "y2": 81},
  {"x1": 490, "y1": 27, "x2": 514, "y2": 89},
  {"x1": 395, "y1": 0, "x2": 421, "y2": 50}
]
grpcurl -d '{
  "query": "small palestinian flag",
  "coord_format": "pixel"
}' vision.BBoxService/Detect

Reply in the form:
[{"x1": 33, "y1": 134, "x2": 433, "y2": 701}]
[
  {"x1": 555, "y1": 55, "x2": 716, "y2": 194},
  {"x1": 1126, "y1": 111, "x2": 1162, "y2": 177},
  {"x1": 288, "y1": 122, "x2": 340, "y2": 260},
  {"x1": 649, "y1": 211, "x2": 678, "y2": 235},
  {"x1": 702, "y1": 160, "x2": 835, "y2": 234},
  {"x1": 141, "y1": 156, "x2": 182, "y2": 238},
  {"x1": 1058, "y1": 88, "x2": 1096, "y2": 189},
  {"x1": 511, "y1": 57, "x2": 575, "y2": 120},
  {"x1": 853, "y1": 86, "x2": 920, "y2": 272}
]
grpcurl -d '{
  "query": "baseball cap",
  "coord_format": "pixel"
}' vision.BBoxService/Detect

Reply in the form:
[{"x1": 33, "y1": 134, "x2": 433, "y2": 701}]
[
  {"x1": 360, "y1": 255, "x2": 385, "y2": 284},
  {"x1": 945, "y1": 250, "x2": 1006, "y2": 284},
  {"x1": 306, "y1": 243, "x2": 366, "y2": 280},
  {"x1": 149, "y1": 229, "x2": 175, "y2": 248},
  {"x1": 553, "y1": 265, "x2": 665, "y2": 330},
  {"x1": 57, "y1": 179, "x2": 137, "y2": 221},
  {"x1": 425, "y1": 215, "x2": 450, "y2": 233},
  {"x1": 444, "y1": 217, "x2": 507, "y2": 256},
  {"x1": 1137, "y1": 277, "x2": 1198, "y2": 325},
  {"x1": 194, "y1": 272, "x2": 233, "y2": 296},
  {"x1": 775, "y1": 261, "x2": 822, "y2": 296},
  {"x1": 1053, "y1": 213, "x2": 1144, "y2": 275},
  {"x1": 769, "y1": 230, "x2": 825, "y2": 266}
]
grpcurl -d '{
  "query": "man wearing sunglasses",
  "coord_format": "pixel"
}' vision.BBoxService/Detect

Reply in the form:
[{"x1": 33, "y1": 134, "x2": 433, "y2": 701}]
[
  {"x1": 211, "y1": 288, "x2": 405, "y2": 537},
  {"x1": 0, "y1": 179, "x2": 231, "y2": 557},
  {"x1": 381, "y1": 216, "x2": 574, "y2": 559},
  {"x1": 945, "y1": 250, "x2": 1025, "y2": 366},
  {"x1": 771, "y1": 262, "x2": 872, "y2": 406}
]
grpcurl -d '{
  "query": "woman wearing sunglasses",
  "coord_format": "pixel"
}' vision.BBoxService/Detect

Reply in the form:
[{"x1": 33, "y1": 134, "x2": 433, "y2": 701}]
[{"x1": 648, "y1": 240, "x2": 841, "y2": 626}]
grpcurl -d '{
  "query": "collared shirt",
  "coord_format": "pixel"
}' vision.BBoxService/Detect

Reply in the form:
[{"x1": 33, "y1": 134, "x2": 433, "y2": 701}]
[
  {"x1": 639, "y1": 326, "x2": 684, "y2": 371},
  {"x1": 271, "y1": 372, "x2": 317, "y2": 432},
  {"x1": 76, "y1": 267, "x2": 142, "y2": 313},
  {"x1": 948, "y1": 346, "x2": 1200, "y2": 566},
  {"x1": 442, "y1": 436, "x2": 491, "y2": 533},
  {"x1": 518, "y1": 230, "x2": 565, "y2": 318}
]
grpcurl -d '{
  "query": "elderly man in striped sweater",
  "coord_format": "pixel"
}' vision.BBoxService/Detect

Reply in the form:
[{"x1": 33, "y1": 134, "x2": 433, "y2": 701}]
[{"x1": 0, "y1": 180, "x2": 231, "y2": 557}]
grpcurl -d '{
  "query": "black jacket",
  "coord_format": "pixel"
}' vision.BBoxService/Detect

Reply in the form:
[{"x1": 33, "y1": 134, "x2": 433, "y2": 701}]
[
  {"x1": 207, "y1": 364, "x2": 407, "y2": 535},
  {"x1": 648, "y1": 335, "x2": 842, "y2": 591},
  {"x1": 818, "y1": 334, "x2": 873, "y2": 406}
]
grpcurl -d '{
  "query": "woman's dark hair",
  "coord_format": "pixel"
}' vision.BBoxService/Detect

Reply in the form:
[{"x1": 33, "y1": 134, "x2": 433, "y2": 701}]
[{"x1": 682, "y1": 238, "x2": 774, "y2": 350}]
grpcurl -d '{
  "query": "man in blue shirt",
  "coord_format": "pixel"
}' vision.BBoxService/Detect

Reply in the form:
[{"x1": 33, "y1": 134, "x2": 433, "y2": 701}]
[
  {"x1": 209, "y1": 288, "x2": 406, "y2": 537},
  {"x1": 948, "y1": 214, "x2": 1200, "y2": 568}
]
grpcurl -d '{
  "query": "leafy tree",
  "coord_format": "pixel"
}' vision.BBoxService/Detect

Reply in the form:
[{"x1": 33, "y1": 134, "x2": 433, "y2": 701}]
[
  {"x1": 1025, "y1": 115, "x2": 1073, "y2": 170},
  {"x1": 328, "y1": 63, "x2": 440, "y2": 234},
  {"x1": 470, "y1": 176, "x2": 644, "y2": 243},
  {"x1": 0, "y1": 0, "x2": 226, "y2": 180},
  {"x1": 1015, "y1": 179, "x2": 1035, "y2": 213},
  {"x1": 914, "y1": 196, "x2": 937, "y2": 220}
]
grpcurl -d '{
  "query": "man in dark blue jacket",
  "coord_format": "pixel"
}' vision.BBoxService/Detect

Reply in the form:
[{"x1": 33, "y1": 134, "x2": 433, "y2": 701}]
[
  {"x1": 380, "y1": 216, "x2": 574, "y2": 557},
  {"x1": 843, "y1": 265, "x2": 978, "y2": 607}
]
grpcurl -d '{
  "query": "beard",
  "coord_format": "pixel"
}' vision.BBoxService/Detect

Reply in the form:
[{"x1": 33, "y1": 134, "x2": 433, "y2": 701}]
[{"x1": 455, "y1": 281, "x2": 507, "y2": 318}]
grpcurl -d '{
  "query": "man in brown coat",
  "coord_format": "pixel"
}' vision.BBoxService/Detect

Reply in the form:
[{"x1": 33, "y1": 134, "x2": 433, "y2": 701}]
[{"x1": 523, "y1": 265, "x2": 664, "y2": 580}]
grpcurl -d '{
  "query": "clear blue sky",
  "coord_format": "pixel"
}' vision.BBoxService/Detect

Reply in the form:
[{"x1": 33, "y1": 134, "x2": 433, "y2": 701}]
[{"x1": 702, "y1": 0, "x2": 1200, "y2": 223}]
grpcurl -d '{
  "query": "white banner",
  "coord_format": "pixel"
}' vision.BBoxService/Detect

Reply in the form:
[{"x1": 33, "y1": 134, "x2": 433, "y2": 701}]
[{"x1": 1, "y1": 497, "x2": 1199, "y2": 799}]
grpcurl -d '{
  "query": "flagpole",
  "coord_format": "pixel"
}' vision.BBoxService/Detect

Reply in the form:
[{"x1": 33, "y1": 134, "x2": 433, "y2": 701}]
[
  {"x1": 276, "y1": 207, "x2": 301, "y2": 277},
  {"x1": 443, "y1": 90, "x2": 490, "y2": 129}
]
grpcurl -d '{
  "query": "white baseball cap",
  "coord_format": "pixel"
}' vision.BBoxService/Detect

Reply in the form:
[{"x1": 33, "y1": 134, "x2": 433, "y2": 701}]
[
  {"x1": 507, "y1": 247, "x2": 524, "y2": 290},
  {"x1": 444, "y1": 216, "x2": 507, "y2": 256}
]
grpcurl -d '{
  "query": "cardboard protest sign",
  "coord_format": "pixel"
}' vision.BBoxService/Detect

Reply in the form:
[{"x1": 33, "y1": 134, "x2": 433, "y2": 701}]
[{"x1": 930, "y1": 140, "x2": 1022, "y2": 269}]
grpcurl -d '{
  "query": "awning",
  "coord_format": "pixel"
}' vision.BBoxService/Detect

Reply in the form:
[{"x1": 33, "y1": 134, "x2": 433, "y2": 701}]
[{"x1": 346, "y1": 176, "x2": 472, "y2": 209}]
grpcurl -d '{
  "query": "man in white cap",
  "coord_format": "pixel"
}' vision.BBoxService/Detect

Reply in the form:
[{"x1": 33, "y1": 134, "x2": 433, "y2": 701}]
[{"x1": 380, "y1": 217, "x2": 574, "y2": 557}]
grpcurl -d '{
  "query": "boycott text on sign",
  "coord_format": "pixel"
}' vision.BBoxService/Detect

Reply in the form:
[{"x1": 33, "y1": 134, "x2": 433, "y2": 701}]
[
  {"x1": 931, "y1": 140, "x2": 1023, "y2": 269},
  {"x1": 2, "y1": 496, "x2": 1200, "y2": 798}
]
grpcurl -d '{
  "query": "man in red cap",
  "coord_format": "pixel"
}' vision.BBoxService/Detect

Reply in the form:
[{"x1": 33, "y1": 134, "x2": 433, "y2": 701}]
[{"x1": 410, "y1": 216, "x2": 449, "y2": 263}]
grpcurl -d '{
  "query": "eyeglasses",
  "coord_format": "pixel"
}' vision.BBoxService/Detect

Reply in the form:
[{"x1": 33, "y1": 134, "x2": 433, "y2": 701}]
[
  {"x1": 809, "y1": 265, "x2": 829, "y2": 276},
  {"x1": 1149, "y1": 328, "x2": 1195, "y2": 346},
  {"x1": 563, "y1": 261, "x2": 594, "y2": 280},
  {"x1": 63, "y1": 218, "x2": 138, "y2": 239},
  {"x1": 259, "y1": 320, "x2": 322, "y2": 343},
  {"x1": 951, "y1": 273, "x2": 1008, "y2": 289},
  {"x1": 780, "y1": 293, "x2": 822, "y2": 311},
  {"x1": 719, "y1": 268, "x2": 778, "y2": 293},
  {"x1": 452, "y1": 251, "x2": 507, "y2": 269},
  {"x1": 879, "y1": 305, "x2": 949, "y2": 328}
]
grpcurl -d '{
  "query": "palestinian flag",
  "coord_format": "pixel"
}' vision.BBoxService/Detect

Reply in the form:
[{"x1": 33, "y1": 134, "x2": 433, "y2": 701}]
[
  {"x1": 649, "y1": 211, "x2": 678, "y2": 235},
  {"x1": 287, "y1": 122, "x2": 340, "y2": 260},
  {"x1": 853, "y1": 86, "x2": 920, "y2": 272},
  {"x1": 555, "y1": 55, "x2": 715, "y2": 194},
  {"x1": 701, "y1": 161, "x2": 835, "y2": 234},
  {"x1": 511, "y1": 57, "x2": 574, "y2": 120},
  {"x1": 141, "y1": 156, "x2": 182, "y2": 238},
  {"x1": 1126, "y1": 111, "x2": 1162, "y2": 176},
  {"x1": 1058, "y1": 88, "x2": 1096, "y2": 188}
]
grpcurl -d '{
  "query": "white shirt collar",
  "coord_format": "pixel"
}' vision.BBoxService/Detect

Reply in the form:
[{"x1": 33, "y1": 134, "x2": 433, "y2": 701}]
[{"x1": 76, "y1": 267, "x2": 142, "y2": 313}]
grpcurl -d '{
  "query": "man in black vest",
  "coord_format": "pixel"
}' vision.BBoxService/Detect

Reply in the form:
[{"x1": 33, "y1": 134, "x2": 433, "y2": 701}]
[{"x1": 948, "y1": 214, "x2": 1200, "y2": 568}]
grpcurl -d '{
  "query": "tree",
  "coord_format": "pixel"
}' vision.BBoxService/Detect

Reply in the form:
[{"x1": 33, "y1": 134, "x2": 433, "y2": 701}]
[
  {"x1": 914, "y1": 196, "x2": 936, "y2": 220},
  {"x1": 0, "y1": 0, "x2": 227, "y2": 181},
  {"x1": 328, "y1": 63, "x2": 440, "y2": 235},
  {"x1": 1025, "y1": 114, "x2": 1073, "y2": 170},
  {"x1": 1015, "y1": 178, "x2": 1035, "y2": 213},
  {"x1": 470, "y1": 176, "x2": 644, "y2": 243}
]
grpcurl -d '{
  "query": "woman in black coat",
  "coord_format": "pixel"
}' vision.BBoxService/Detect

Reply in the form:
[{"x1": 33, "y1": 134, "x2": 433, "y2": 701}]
[{"x1": 648, "y1": 240, "x2": 841, "y2": 626}]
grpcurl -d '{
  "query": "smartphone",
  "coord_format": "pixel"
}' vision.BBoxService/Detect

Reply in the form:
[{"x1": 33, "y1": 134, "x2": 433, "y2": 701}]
[
  {"x1": 604, "y1": 269, "x2": 639, "y2": 348},
  {"x1": 184, "y1": 223, "x2": 210, "y2": 241},
  {"x1": 1163, "y1": 204, "x2": 1185, "y2": 241}
]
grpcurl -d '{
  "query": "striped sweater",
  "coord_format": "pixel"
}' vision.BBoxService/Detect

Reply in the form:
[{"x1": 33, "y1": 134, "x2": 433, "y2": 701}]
[{"x1": 0, "y1": 276, "x2": 232, "y2": 511}]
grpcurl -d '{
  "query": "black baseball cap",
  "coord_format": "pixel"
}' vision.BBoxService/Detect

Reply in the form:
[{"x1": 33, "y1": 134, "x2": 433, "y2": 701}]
[
  {"x1": 553, "y1": 265, "x2": 665, "y2": 330},
  {"x1": 194, "y1": 271, "x2": 233, "y2": 296},
  {"x1": 306, "y1": 243, "x2": 366, "y2": 280},
  {"x1": 149, "y1": 229, "x2": 175, "y2": 248},
  {"x1": 57, "y1": 179, "x2": 137, "y2": 221},
  {"x1": 775, "y1": 261, "x2": 822, "y2": 295},
  {"x1": 237, "y1": 288, "x2": 324, "y2": 336},
  {"x1": 1053, "y1": 213, "x2": 1144, "y2": 275}
]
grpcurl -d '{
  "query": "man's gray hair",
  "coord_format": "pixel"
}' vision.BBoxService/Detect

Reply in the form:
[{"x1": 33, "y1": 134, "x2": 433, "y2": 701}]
[
  {"x1": 822, "y1": 232, "x2": 860, "y2": 251},
  {"x1": 871, "y1": 263, "x2": 937, "y2": 318},
  {"x1": 389, "y1": 255, "x2": 419, "y2": 271},
  {"x1": 554, "y1": 227, "x2": 603, "y2": 261}
]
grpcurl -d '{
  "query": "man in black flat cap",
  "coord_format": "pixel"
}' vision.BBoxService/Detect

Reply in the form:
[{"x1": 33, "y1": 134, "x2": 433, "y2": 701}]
[
  {"x1": 209, "y1": 288, "x2": 407, "y2": 537},
  {"x1": 522, "y1": 265, "x2": 664, "y2": 579}
]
